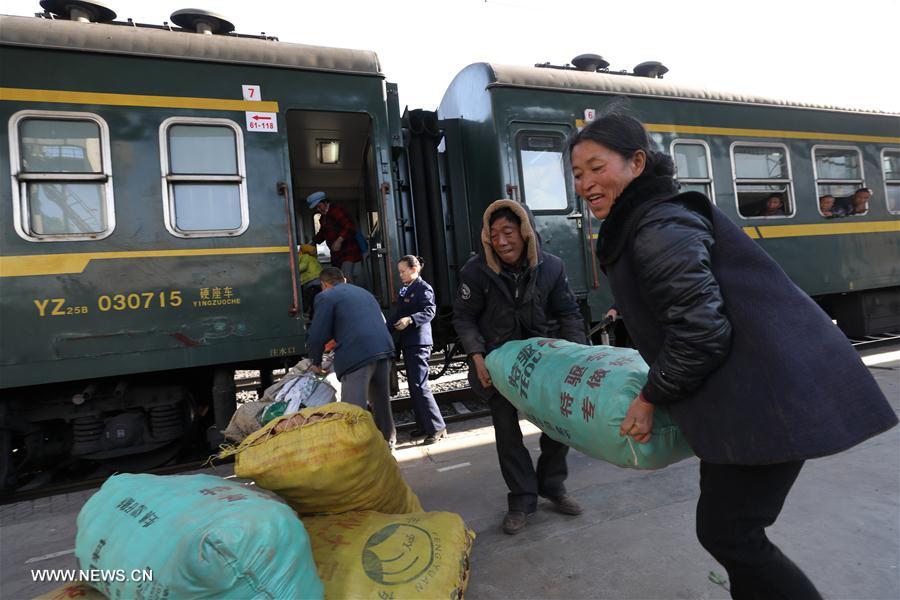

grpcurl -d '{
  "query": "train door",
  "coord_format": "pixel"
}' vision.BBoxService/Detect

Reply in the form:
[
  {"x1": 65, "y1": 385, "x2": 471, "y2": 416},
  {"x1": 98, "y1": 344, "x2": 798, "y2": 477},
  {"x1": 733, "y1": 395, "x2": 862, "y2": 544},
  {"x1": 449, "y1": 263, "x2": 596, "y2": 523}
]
[
  {"x1": 285, "y1": 109, "x2": 390, "y2": 307},
  {"x1": 508, "y1": 123, "x2": 590, "y2": 296}
]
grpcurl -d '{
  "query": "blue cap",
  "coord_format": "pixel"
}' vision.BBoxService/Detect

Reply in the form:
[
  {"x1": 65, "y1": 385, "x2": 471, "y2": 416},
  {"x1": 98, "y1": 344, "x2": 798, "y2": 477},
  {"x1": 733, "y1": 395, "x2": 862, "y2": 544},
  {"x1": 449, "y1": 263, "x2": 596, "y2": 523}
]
[{"x1": 306, "y1": 191, "x2": 327, "y2": 209}]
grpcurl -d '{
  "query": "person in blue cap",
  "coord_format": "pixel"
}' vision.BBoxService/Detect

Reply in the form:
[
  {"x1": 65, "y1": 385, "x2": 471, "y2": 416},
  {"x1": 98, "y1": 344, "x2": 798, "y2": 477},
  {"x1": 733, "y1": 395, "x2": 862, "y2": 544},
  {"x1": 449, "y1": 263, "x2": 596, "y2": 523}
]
[{"x1": 307, "y1": 191, "x2": 365, "y2": 285}]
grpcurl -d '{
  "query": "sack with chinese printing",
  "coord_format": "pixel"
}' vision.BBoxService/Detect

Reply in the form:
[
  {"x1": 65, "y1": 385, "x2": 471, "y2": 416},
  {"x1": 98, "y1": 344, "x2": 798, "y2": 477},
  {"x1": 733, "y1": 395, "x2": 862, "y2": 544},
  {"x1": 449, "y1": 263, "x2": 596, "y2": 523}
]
[
  {"x1": 485, "y1": 338, "x2": 694, "y2": 469},
  {"x1": 303, "y1": 511, "x2": 475, "y2": 599},
  {"x1": 74, "y1": 473, "x2": 323, "y2": 600},
  {"x1": 221, "y1": 402, "x2": 422, "y2": 515}
]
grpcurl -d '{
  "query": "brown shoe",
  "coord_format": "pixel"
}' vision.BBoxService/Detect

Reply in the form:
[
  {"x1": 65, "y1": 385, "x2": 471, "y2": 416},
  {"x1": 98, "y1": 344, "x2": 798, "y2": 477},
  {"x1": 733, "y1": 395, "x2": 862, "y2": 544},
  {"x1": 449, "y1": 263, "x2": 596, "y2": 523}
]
[
  {"x1": 423, "y1": 428, "x2": 447, "y2": 445},
  {"x1": 545, "y1": 494, "x2": 583, "y2": 515},
  {"x1": 501, "y1": 510, "x2": 532, "y2": 535}
]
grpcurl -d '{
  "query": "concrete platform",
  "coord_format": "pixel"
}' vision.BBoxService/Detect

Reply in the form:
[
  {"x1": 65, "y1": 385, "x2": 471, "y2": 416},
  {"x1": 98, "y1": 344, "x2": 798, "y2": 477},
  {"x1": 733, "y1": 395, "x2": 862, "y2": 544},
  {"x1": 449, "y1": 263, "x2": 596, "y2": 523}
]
[{"x1": 2, "y1": 352, "x2": 898, "y2": 599}]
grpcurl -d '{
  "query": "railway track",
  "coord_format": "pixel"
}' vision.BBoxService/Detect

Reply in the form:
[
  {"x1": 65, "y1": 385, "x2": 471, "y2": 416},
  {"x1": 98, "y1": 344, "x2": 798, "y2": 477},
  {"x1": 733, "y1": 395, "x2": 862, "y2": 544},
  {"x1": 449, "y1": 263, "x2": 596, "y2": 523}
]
[
  {"x1": 849, "y1": 331, "x2": 900, "y2": 349},
  {"x1": 0, "y1": 384, "x2": 485, "y2": 505}
]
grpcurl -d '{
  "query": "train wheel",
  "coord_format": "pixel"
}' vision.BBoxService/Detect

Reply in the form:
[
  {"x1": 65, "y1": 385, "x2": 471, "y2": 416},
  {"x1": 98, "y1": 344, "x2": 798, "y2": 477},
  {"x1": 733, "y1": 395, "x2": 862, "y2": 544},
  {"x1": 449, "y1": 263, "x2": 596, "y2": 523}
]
[
  {"x1": 0, "y1": 429, "x2": 22, "y2": 492},
  {"x1": 99, "y1": 438, "x2": 186, "y2": 475},
  {"x1": 94, "y1": 388, "x2": 197, "y2": 476}
]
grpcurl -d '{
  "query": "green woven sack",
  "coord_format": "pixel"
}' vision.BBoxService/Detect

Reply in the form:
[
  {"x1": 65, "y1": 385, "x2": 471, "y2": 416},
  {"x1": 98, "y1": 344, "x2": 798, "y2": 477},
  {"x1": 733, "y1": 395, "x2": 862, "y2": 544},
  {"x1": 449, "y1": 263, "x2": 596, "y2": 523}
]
[
  {"x1": 485, "y1": 338, "x2": 694, "y2": 469},
  {"x1": 75, "y1": 473, "x2": 323, "y2": 599}
]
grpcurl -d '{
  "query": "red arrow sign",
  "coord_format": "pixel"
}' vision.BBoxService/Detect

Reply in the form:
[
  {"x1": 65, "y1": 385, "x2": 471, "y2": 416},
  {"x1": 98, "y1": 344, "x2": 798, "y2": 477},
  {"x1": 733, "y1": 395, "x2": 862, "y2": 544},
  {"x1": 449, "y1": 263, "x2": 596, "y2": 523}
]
[{"x1": 252, "y1": 115, "x2": 272, "y2": 121}]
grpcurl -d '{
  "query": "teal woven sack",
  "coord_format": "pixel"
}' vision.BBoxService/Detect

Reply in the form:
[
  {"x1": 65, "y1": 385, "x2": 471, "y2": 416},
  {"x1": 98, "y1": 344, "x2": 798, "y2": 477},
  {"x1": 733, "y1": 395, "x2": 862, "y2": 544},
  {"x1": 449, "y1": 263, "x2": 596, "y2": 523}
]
[
  {"x1": 75, "y1": 473, "x2": 323, "y2": 599},
  {"x1": 485, "y1": 338, "x2": 695, "y2": 469}
]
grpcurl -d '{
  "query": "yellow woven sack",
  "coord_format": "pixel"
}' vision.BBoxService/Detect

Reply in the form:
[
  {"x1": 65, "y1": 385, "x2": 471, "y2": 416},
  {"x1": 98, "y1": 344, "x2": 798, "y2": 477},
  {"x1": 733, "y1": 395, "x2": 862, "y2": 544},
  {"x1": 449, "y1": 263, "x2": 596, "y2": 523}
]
[
  {"x1": 33, "y1": 582, "x2": 106, "y2": 599},
  {"x1": 304, "y1": 511, "x2": 475, "y2": 599},
  {"x1": 221, "y1": 403, "x2": 422, "y2": 515}
]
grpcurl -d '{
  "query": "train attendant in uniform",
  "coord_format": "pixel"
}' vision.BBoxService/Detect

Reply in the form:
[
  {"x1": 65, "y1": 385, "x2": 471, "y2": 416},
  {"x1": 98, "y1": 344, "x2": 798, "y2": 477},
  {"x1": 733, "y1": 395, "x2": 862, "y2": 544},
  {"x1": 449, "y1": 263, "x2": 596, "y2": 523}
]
[
  {"x1": 307, "y1": 191, "x2": 365, "y2": 285},
  {"x1": 387, "y1": 255, "x2": 447, "y2": 444},
  {"x1": 568, "y1": 109, "x2": 897, "y2": 600},
  {"x1": 452, "y1": 200, "x2": 587, "y2": 535}
]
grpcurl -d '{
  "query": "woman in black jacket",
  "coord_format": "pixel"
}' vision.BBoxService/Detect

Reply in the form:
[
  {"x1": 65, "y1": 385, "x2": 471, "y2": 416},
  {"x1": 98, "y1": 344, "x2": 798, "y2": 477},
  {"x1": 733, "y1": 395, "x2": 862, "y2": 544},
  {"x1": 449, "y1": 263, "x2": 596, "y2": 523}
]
[{"x1": 568, "y1": 110, "x2": 897, "y2": 600}]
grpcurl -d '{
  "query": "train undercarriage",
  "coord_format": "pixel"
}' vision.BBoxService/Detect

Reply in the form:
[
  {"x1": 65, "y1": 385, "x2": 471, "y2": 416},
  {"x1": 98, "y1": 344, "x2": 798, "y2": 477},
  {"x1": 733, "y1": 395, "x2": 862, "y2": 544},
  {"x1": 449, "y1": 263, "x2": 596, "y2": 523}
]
[{"x1": 0, "y1": 368, "x2": 238, "y2": 492}]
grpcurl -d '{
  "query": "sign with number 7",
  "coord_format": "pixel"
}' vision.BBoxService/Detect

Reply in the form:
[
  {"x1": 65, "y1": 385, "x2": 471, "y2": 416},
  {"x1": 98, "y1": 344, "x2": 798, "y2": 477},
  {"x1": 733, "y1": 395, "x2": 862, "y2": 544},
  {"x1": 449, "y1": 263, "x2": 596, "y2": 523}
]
[{"x1": 242, "y1": 85, "x2": 261, "y2": 101}]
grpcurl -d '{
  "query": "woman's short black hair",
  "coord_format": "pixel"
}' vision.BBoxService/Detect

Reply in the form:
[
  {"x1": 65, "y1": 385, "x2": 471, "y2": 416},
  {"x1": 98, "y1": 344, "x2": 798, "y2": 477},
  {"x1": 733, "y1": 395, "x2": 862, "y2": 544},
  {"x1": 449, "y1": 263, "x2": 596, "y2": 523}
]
[
  {"x1": 488, "y1": 206, "x2": 521, "y2": 227},
  {"x1": 567, "y1": 105, "x2": 674, "y2": 178}
]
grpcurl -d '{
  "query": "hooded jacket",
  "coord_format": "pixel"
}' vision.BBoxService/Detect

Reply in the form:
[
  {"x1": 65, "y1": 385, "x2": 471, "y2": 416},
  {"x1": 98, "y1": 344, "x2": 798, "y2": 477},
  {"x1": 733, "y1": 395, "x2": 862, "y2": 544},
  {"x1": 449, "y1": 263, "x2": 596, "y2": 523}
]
[
  {"x1": 452, "y1": 200, "x2": 587, "y2": 395},
  {"x1": 600, "y1": 170, "x2": 897, "y2": 464}
]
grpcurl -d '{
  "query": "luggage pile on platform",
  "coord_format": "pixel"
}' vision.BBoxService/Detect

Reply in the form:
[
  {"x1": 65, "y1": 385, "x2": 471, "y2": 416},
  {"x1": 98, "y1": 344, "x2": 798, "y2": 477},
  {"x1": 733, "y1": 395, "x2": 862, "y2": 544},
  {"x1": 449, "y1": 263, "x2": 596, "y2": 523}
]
[
  {"x1": 222, "y1": 357, "x2": 341, "y2": 443},
  {"x1": 42, "y1": 402, "x2": 474, "y2": 600}
]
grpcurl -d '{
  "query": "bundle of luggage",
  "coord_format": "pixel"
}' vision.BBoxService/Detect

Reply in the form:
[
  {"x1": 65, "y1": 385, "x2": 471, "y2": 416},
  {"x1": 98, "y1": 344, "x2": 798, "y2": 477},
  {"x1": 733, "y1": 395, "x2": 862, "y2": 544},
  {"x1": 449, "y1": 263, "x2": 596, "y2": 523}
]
[
  {"x1": 60, "y1": 403, "x2": 475, "y2": 600},
  {"x1": 222, "y1": 357, "x2": 341, "y2": 443},
  {"x1": 485, "y1": 337, "x2": 695, "y2": 469}
]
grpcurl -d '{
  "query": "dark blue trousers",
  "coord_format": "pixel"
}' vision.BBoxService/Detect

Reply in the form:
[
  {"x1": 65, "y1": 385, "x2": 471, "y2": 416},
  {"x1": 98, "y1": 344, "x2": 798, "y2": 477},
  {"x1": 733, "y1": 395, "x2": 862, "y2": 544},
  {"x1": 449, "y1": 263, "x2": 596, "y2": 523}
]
[{"x1": 403, "y1": 345, "x2": 445, "y2": 435}]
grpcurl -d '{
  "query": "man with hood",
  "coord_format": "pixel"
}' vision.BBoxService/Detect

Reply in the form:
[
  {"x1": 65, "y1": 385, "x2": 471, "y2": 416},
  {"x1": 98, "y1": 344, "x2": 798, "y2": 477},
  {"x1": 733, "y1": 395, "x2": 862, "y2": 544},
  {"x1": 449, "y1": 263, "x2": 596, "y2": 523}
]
[{"x1": 453, "y1": 199, "x2": 588, "y2": 534}]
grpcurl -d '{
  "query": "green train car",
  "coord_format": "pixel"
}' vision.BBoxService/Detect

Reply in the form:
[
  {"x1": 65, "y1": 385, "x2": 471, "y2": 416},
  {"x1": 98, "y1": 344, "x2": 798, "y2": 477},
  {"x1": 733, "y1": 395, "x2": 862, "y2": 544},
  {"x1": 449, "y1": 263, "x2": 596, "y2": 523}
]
[
  {"x1": 1, "y1": 4, "x2": 898, "y2": 490},
  {"x1": 435, "y1": 61, "x2": 900, "y2": 334},
  {"x1": 0, "y1": 7, "x2": 409, "y2": 488}
]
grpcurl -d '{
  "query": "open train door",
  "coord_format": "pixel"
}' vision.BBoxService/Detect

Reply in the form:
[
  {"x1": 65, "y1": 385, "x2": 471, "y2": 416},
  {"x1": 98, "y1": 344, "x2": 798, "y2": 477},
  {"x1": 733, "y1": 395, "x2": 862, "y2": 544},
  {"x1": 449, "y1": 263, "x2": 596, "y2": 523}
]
[
  {"x1": 285, "y1": 109, "x2": 392, "y2": 308},
  {"x1": 507, "y1": 123, "x2": 590, "y2": 296}
]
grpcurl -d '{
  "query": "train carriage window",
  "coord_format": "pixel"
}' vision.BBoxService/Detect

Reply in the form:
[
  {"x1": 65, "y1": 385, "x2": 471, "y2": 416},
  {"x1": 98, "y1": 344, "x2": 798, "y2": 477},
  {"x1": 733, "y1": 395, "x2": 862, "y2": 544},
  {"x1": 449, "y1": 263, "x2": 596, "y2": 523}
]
[
  {"x1": 9, "y1": 110, "x2": 115, "y2": 241},
  {"x1": 516, "y1": 132, "x2": 568, "y2": 211},
  {"x1": 159, "y1": 117, "x2": 248, "y2": 237},
  {"x1": 671, "y1": 140, "x2": 715, "y2": 201},
  {"x1": 731, "y1": 143, "x2": 794, "y2": 218},
  {"x1": 882, "y1": 149, "x2": 900, "y2": 215},
  {"x1": 812, "y1": 146, "x2": 865, "y2": 216}
]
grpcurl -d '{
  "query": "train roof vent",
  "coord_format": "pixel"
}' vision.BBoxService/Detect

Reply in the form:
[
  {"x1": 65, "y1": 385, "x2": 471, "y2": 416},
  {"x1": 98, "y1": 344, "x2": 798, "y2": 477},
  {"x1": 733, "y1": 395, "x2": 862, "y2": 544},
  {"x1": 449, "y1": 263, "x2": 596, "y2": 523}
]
[
  {"x1": 39, "y1": 0, "x2": 116, "y2": 23},
  {"x1": 571, "y1": 54, "x2": 610, "y2": 72},
  {"x1": 633, "y1": 61, "x2": 669, "y2": 79},
  {"x1": 170, "y1": 8, "x2": 235, "y2": 35}
]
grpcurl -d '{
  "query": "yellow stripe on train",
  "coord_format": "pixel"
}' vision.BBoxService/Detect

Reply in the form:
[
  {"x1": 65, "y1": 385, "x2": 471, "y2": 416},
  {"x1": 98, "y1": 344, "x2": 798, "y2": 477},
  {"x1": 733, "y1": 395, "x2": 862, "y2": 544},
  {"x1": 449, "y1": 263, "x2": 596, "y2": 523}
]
[
  {"x1": 0, "y1": 247, "x2": 290, "y2": 278},
  {"x1": 590, "y1": 220, "x2": 900, "y2": 240},
  {"x1": 644, "y1": 123, "x2": 900, "y2": 145},
  {"x1": 0, "y1": 87, "x2": 279, "y2": 113}
]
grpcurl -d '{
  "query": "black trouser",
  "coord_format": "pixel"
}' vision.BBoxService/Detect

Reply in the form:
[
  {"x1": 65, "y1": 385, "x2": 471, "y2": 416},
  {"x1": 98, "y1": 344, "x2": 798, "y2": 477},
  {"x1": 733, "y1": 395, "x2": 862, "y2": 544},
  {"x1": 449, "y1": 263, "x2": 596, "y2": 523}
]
[
  {"x1": 403, "y1": 345, "x2": 445, "y2": 435},
  {"x1": 697, "y1": 460, "x2": 822, "y2": 600},
  {"x1": 488, "y1": 392, "x2": 568, "y2": 513}
]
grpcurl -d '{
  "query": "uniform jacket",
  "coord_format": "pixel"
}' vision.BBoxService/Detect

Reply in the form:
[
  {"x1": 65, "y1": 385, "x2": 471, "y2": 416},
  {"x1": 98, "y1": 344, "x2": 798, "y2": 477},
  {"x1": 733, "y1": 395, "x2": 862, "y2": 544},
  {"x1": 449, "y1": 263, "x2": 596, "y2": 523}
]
[
  {"x1": 307, "y1": 283, "x2": 394, "y2": 379},
  {"x1": 599, "y1": 173, "x2": 897, "y2": 464},
  {"x1": 453, "y1": 200, "x2": 587, "y2": 397},
  {"x1": 387, "y1": 277, "x2": 435, "y2": 347},
  {"x1": 312, "y1": 203, "x2": 363, "y2": 266}
]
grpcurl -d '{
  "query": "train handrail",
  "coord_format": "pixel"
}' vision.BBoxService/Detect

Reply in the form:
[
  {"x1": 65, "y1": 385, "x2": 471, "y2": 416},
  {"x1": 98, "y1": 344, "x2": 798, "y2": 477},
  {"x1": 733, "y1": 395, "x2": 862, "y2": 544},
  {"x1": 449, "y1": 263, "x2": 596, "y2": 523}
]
[
  {"x1": 380, "y1": 181, "x2": 396, "y2": 300},
  {"x1": 277, "y1": 181, "x2": 300, "y2": 316}
]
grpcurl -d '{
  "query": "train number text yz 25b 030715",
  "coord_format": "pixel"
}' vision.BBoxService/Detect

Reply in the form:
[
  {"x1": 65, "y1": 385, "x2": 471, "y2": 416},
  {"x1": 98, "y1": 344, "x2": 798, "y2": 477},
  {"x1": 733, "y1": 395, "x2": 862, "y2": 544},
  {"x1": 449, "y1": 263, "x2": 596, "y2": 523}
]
[{"x1": 32, "y1": 291, "x2": 184, "y2": 317}]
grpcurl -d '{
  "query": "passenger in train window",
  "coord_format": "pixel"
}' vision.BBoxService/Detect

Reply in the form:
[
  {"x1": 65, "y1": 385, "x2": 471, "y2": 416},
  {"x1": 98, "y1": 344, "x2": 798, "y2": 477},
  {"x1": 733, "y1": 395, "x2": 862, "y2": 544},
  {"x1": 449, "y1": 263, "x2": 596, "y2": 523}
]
[
  {"x1": 845, "y1": 187, "x2": 872, "y2": 216},
  {"x1": 818, "y1": 194, "x2": 838, "y2": 217},
  {"x1": 453, "y1": 200, "x2": 587, "y2": 535},
  {"x1": 307, "y1": 191, "x2": 366, "y2": 285},
  {"x1": 756, "y1": 192, "x2": 787, "y2": 216},
  {"x1": 569, "y1": 109, "x2": 896, "y2": 600},
  {"x1": 307, "y1": 267, "x2": 397, "y2": 447},
  {"x1": 298, "y1": 244, "x2": 323, "y2": 317},
  {"x1": 387, "y1": 255, "x2": 446, "y2": 445}
]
